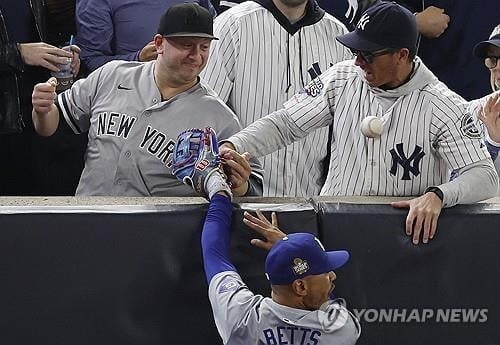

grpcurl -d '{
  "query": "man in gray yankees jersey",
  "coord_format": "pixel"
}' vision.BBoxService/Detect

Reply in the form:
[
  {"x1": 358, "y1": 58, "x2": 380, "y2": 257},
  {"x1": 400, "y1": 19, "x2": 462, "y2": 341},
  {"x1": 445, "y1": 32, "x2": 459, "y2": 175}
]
[
  {"x1": 223, "y1": 2, "x2": 499, "y2": 244},
  {"x1": 201, "y1": 191, "x2": 360, "y2": 345},
  {"x1": 200, "y1": 0, "x2": 352, "y2": 197},
  {"x1": 31, "y1": 3, "x2": 263, "y2": 197}
]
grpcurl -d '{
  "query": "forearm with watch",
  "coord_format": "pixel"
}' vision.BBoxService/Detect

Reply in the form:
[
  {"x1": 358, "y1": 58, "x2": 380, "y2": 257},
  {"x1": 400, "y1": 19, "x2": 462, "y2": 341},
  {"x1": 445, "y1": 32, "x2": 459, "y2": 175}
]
[{"x1": 429, "y1": 159, "x2": 499, "y2": 207}]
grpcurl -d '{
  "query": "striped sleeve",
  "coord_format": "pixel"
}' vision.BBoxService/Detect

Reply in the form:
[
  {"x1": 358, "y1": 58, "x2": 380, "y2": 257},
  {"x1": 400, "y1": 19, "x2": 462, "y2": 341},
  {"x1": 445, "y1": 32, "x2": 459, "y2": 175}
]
[
  {"x1": 284, "y1": 66, "x2": 337, "y2": 132},
  {"x1": 55, "y1": 65, "x2": 105, "y2": 134},
  {"x1": 200, "y1": 11, "x2": 238, "y2": 102},
  {"x1": 428, "y1": 83, "x2": 491, "y2": 170}
]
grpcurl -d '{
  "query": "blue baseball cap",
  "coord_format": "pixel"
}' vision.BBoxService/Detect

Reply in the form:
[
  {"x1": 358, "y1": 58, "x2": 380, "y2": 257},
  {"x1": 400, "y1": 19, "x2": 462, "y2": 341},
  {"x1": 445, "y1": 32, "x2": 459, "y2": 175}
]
[
  {"x1": 336, "y1": 1, "x2": 418, "y2": 52},
  {"x1": 265, "y1": 233, "x2": 350, "y2": 285}
]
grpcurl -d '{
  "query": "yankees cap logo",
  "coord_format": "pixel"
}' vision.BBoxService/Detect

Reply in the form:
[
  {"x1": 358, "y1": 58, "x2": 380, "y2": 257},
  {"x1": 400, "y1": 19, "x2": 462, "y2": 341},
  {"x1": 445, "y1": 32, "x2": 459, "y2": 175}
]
[
  {"x1": 357, "y1": 14, "x2": 370, "y2": 30},
  {"x1": 117, "y1": 83, "x2": 133, "y2": 90}
]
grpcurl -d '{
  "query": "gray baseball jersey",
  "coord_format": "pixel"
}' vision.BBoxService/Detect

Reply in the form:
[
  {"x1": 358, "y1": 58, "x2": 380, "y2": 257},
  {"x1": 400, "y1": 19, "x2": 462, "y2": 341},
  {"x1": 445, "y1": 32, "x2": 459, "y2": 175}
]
[
  {"x1": 56, "y1": 60, "x2": 262, "y2": 196},
  {"x1": 200, "y1": 0, "x2": 352, "y2": 197},
  {"x1": 209, "y1": 271, "x2": 361, "y2": 345},
  {"x1": 228, "y1": 58, "x2": 492, "y2": 203}
]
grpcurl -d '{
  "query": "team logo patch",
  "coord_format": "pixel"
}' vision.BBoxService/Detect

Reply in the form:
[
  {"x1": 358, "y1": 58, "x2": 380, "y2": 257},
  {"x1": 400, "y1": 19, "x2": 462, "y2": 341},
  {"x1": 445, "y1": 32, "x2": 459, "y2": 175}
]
[
  {"x1": 389, "y1": 143, "x2": 426, "y2": 181},
  {"x1": 459, "y1": 113, "x2": 482, "y2": 139},
  {"x1": 292, "y1": 258, "x2": 309, "y2": 276},
  {"x1": 218, "y1": 277, "x2": 242, "y2": 294},
  {"x1": 301, "y1": 78, "x2": 324, "y2": 97}
]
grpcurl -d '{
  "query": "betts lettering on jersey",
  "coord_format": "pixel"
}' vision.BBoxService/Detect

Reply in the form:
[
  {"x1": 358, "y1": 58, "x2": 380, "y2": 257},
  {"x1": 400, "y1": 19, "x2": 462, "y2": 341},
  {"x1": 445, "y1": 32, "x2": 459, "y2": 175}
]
[
  {"x1": 263, "y1": 327, "x2": 321, "y2": 345},
  {"x1": 389, "y1": 143, "x2": 426, "y2": 180}
]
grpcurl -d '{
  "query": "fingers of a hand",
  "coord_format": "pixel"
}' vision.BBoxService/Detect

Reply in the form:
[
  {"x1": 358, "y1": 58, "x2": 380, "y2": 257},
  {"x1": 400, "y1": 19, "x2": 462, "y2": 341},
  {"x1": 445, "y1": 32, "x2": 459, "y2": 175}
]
[
  {"x1": 69, "y1": 45, "x2": 81, "y2": 54},
  {"x1": 219, "y1": 142, "x2": 236, "y2": 151},
  {"x1": 243, "y1": 217, "x2": 267, "y2": 233},
  {"x1": 412, "y1": 214, "x2": 424, "y2": 245},
  {"x1": 40, "y1": 59, "x2": 61, "y2": 72},
  {"x1": 250, "y1": 238, "x2": 272, "y2": 251},
  {"x1": 228, "y1": 170, "x2": 244, "y2": 188},
  {"x1": 49, "y1": 47, "x2": 73, "y2": 58},
  {"x1": 421, "y1": 215, "x2": 432, "y2": 244},
  {"x1": 391, "y1": 200, "x2": 410, "y2": 209},
  {"x1": 243, "y1": 211, "x2": 269, "y2": 232},
  {"x1": 256, "y1": 210, "x2": 272, "y2": 225},
  {"x1": 224, "y1": 158, "x2": 250, "y2": 180},
  {"x1": 271, "y1": 212, "x2": 278, "y2": 227},
  {"x1": 429, "y1": 215, "x2": 438, "y2": 240},
  {"x1": 44, "y1": 53, "x2": 71, "y2": 66},
  {"x1": 244, "y1": 210, "x2": 265, "y2": 225},
  {"x1": 405, "y1": 210, "x2": 415, "y2": 236},
  {"x1": 493, "y1": 94, "x2": 500, "y2": 112}
]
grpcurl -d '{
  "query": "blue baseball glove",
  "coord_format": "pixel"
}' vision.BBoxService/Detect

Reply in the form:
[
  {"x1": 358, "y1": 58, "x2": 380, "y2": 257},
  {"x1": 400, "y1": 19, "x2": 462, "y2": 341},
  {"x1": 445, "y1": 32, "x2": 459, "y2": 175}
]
[{"x1": 172, "y1": 127, "x2": 232, "y2": 200}]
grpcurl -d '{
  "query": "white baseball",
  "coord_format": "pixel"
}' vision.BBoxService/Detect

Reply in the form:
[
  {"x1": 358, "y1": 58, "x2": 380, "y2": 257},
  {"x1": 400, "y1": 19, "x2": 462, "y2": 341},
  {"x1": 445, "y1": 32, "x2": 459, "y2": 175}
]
[{"x1": 360, "y1": 116, "x2": 383, "y2": 138}]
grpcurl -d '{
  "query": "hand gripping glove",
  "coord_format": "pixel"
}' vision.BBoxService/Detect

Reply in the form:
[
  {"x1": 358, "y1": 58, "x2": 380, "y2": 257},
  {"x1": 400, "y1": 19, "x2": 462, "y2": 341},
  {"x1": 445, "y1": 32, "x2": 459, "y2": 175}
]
[{"x1": 171, "y1": 127, "x2": 232, "y2": 200}]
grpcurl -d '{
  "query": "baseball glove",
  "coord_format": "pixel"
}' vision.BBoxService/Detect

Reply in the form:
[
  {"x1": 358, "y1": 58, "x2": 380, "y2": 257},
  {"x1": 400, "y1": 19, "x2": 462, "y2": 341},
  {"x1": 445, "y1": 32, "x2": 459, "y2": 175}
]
[{"x1": 172, "y1": 127, "x2": 232, "y2": 200}]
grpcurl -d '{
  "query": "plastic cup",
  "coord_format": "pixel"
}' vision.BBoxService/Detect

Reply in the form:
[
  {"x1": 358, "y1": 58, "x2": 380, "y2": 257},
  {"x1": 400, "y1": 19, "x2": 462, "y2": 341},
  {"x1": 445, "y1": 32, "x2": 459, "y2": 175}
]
[{"x1": 51, "y1": 46, "x2": 73, "y2": 92}]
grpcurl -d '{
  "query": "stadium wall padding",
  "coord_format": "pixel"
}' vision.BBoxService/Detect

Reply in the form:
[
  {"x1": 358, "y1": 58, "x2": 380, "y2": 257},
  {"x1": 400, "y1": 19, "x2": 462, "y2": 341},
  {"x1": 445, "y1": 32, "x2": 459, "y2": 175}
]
[{"x1": 0, "y1": 199, "x2": 498, "y2": 345}]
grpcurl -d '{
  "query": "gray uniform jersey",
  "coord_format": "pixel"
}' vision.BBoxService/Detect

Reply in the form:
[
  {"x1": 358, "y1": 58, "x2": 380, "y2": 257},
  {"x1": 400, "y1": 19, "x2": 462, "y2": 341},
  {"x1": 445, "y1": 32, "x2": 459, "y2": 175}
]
[
  {"x1": 56, "y1": 60, "x2": 262, "y2": 196},
  {"x1": 228, "y1": 58, "x2": 492, "y2": 204},
  {"x1": 209, "y1": 271, "x2": 361, "y2": 345},
  {"x1": 200, "y1": 1, "x2": 352, "y2": 197}
]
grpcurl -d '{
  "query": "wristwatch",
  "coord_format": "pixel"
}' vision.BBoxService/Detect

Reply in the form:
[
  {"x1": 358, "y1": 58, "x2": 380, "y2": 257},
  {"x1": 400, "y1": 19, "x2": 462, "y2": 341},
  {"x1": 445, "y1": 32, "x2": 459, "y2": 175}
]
[{"x1": 425, "y1": 186, "x2": 444, "y2": 202}]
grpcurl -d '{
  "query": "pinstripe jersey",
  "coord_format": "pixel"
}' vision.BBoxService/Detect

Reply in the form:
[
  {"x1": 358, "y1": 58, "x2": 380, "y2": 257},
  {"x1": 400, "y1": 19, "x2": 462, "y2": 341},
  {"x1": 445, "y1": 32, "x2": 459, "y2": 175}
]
[
  {"x1": 228, "y1": 58, "x2": 491, "y2": 198},
  {"x1": 200, "y1": 0, "x2": 352, "y2": 197},
  {"x1": 56, "y1": 60, "x2": 262, "y2": 196}
]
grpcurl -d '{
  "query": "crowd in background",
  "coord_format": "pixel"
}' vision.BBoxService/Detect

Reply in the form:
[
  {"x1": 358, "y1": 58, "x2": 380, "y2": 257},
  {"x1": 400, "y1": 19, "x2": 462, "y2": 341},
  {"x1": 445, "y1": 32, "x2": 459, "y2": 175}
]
[{"x1": 0, "y1": 0, "x2": 499, "y2": 198}]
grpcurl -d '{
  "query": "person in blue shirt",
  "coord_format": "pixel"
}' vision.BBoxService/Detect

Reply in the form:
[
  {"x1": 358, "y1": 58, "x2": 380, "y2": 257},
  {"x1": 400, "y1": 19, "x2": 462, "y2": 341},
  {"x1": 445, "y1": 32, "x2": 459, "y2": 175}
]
[{"x1": 76, "y1": 0, "x2": 216, "y2": 72}]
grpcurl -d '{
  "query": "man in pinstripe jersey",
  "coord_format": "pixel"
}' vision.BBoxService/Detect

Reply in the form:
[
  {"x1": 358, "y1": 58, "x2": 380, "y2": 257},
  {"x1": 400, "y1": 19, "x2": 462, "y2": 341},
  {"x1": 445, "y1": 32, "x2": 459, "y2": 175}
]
[
  {"x1": 222, "y1": 2, "x2": 499, "y2": 244},
  {"x1": 201, "y1": 0, "x2": 353, "y2": 197}
]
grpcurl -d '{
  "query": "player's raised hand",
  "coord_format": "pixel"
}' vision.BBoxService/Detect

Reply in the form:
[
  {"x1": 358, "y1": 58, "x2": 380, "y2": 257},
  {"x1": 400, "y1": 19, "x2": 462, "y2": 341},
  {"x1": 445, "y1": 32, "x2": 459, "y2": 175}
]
[
  {"x1": 243, "y1": 210, "x2": 286, "y2": 251},
  {"x1": 478, "y1": 92, "x2": 500, "y2": 143},
  {"x1": 18, "y1": 42, "x2": 73, "y2": 72},
  {"x1": 32, "y1": 77, "x2": 58, "y2": 114},
  {"x1": 415, "y1": 6, "x2": 450, "y2": 38},
  {"x1": 391, "y1": 193, "x2": 443, "y2": 245},
  {"x1": 220, "y1": 147, "x2": 251, "y2": 196}
]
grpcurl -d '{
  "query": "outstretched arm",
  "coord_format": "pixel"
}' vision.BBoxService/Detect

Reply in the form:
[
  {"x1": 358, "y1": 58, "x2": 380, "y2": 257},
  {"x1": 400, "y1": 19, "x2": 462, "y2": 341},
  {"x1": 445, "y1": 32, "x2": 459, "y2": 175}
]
[{"x1": 202, "y1": 194, "x2": 237, "y2": 282}]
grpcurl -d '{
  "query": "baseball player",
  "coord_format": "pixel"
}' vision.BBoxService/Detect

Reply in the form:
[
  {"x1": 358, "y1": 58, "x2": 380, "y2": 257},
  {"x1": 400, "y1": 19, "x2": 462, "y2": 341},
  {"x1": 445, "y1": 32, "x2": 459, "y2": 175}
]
[
  {"x1": 222, "y1": 2, "x2": 499, "y2": 244},
  {"x1": 200, "y1": 0, "x2": 353, "y2": 197},
  {"x1": 198, "y1": 183, "x2": 360, "y2": 344},
  {"x1": 31, "y1": 3, "x2": 263, "y2": 197},
  {"x1": 168, "y1": 128, "x2": 360, "y2": 344}
]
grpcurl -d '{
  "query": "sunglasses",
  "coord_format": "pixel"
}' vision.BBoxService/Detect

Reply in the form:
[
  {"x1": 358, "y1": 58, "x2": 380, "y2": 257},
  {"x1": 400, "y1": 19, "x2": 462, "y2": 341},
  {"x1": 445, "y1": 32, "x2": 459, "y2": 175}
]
[
  {"x1": 350, "y1": 49, "x2": 396, "y2": 64},
  {"x1": 485, "y1": 56, "x2": 500, "y2": 69}
]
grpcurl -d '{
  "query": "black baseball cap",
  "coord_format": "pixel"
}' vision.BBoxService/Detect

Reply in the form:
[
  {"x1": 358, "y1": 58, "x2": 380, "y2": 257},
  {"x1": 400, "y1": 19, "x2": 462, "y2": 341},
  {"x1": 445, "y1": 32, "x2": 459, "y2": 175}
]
[
  {"x1": 336, "y1": 1, "x2": 418, "y2": 52},
  {"x1": 473, "y1": 25, "x2": 500, "y2": 58},
  {"x1": 157, "y1": 3, "x2": 218, "y2": 40}
]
